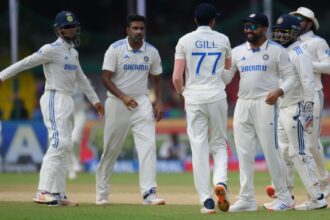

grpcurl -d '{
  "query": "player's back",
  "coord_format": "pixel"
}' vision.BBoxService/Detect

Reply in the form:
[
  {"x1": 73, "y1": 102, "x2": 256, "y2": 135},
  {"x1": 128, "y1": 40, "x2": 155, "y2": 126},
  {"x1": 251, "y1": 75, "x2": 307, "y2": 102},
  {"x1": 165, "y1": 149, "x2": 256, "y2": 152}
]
[{"x1": 175, "y1": 26, "x2": 231, "y2": 104}]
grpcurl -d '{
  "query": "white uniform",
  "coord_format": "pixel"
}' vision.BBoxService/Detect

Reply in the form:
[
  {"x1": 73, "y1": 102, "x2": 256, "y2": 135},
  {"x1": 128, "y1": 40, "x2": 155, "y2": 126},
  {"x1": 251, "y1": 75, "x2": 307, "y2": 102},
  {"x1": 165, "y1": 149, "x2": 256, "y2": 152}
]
[
  {"x1": 225, "y1": 40, "x2": 296, "y2": 202},
  {"x1": 0, "y1": 38, "x2": 100, "y2": 194},
  {"x1": 175, "y1": 26, "x2": 231, "y2": 203},
  {"x1": 297, "y1": 31, "x2": 330, "y2": 187},
  {"x1": 277, "y1": 43, "x2": 321, "y2": 200},
  {"x1": 96, "y1": 37, "x2": 162, "y2": 198}
]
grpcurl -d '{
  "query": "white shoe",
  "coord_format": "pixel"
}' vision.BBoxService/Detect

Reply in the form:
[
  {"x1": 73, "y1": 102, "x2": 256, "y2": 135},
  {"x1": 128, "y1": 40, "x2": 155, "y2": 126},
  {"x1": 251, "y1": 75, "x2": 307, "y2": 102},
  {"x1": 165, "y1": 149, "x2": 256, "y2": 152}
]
[
  {"x1": 96, "y1": 195, "x2": 110, "y2": 205},
  {"x1": 33, "y1": 191, "x2": 57, "y2": 204},
  {"x1": 295, "y1": 197, "x2": 328, "y2": 210},
  {"x1": 143, "y1": 194, "x2": 165, "y2": 205},
  {"x1": 200, "y1": 198, "x2": 216, "y2": 214},
  {"x1": 264, "y1": 198, "x2": 294, "y2": 211},
  {"x1": 320, "y1": 180, "x2": 330, "y2": 198},
  {"x1": 229, "y1": 199, "x2": 258, "y2": 212}
]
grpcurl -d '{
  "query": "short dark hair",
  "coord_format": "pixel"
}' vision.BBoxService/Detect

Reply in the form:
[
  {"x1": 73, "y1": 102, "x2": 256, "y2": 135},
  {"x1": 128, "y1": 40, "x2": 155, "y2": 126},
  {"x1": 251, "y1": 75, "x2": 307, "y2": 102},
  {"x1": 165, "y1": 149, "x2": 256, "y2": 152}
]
[{"x1": 126, "y1": 14, "x2": 146, "y2": 27}]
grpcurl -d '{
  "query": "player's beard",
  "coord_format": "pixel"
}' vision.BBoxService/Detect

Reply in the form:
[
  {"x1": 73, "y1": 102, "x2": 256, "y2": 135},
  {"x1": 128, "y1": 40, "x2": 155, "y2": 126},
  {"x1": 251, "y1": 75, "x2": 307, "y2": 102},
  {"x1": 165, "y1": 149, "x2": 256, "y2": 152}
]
[
  {"x1": 130, "y1": 33, "x2": 143, "y2": 43},
  {"x1": 245, "y1": 32, "x2": 260, "y2": 44}
]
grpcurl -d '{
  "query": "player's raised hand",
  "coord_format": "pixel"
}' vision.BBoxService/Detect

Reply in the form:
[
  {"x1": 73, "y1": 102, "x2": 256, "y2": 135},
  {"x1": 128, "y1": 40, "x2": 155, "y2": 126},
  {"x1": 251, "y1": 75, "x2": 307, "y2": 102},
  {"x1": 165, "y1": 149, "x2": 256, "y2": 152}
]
[
  {"x1": 93, "y1": 102, "x2": 104, "y2": 118},
  {"x1": 121, "y1": 95, "x2": 138, "y2": 110},
  {"x1": 265, "y1": 88, "x2": 284, "y2": 105}
]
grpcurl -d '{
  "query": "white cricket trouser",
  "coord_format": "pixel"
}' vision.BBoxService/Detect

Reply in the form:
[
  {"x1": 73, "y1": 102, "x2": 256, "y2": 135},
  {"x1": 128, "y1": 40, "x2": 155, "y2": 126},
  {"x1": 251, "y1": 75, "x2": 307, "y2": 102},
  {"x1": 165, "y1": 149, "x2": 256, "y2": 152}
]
[
  {"x1": 310, "y1": 91, "x2": 329, "y2": 183},
  {"x1": 38, "y1": 90, "x2": 74, "y2": 193},
  {"x1": 233, "y1": 98, "x2": 291, "y2": 202},
  {"x1": 68, "y1": 110, "x2": 86, "y2": 175},
  {"x1": 96, "y1": 95, "x2": 157, "y2": 197},
  {"x1": 278, "y1": 104, "x2": 321, "y2": 199},
  {"x1": 185, "y1": 98, "x2": 228, "y2": 204}
]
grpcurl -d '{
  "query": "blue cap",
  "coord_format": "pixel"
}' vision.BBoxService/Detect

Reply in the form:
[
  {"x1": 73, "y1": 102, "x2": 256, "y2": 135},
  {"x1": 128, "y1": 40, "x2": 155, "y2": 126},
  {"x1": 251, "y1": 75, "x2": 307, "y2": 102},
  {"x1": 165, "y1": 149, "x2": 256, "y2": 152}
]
[
  {"x1": 194, "y1": 3, "x2": 220, "y2": 22},
  {"x1": 273, "y1": 14, "x2": 301, "y2": 31},
  {"x1": 54, "y1": 11, "x2": 80, "y2": 28},
  {"x1": 242, "y1": 12, "x2": 269, "y2": 27}
]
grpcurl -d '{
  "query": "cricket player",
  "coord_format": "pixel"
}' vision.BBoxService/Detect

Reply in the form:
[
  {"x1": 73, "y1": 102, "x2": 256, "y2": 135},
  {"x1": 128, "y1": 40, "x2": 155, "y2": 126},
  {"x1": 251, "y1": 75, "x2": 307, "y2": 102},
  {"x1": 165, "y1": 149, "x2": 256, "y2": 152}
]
[
  {"x1": 173, "y1": 3, "x2": 231, "y2": 214},
  {"x1": 264, "y1": 14, "x2": 327, "y2": 211},
  {"x1": 0, "y1": 11, "x2": 104, "y2": 206},
  {"x1": 266, "y1": 6, "x2": 330, "y2": 200},
  {"x1": 222, "y1": 13, "x2": 296, "y2": 212},
  {"x1": 95, "y1": 14, "x2": 165, "y2": 206}
]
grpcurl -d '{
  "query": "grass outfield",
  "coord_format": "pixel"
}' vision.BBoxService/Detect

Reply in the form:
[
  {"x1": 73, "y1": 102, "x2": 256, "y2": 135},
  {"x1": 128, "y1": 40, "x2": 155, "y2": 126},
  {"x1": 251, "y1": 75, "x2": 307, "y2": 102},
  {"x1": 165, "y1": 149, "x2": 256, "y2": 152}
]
[{"x1": 0, "y1": 172, "x2": 329, "y2": 220}]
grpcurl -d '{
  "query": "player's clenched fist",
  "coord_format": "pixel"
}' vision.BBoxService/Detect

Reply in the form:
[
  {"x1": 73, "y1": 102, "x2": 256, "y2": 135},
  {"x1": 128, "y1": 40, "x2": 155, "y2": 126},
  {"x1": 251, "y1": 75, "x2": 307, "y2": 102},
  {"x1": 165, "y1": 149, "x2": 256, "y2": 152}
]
[{"x1": 93, "y1": 102, "x2": 104, "y2": 118}]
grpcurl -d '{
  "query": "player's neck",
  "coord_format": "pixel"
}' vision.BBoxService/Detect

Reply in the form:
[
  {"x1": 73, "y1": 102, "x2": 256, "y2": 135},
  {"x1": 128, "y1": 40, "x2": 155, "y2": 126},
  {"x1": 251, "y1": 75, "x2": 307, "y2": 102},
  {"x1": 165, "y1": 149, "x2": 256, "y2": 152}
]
[
  {"x1": 128, "y1": 39, "x2": 143, "y2": 50},
  {"x1": 250, "y1": 36, "x2": 267, "y2": 49}
]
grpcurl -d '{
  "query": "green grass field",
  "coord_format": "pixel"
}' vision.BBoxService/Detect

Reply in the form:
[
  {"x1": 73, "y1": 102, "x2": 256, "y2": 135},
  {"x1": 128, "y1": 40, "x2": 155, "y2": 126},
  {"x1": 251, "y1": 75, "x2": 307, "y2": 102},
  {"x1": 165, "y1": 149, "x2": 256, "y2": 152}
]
[{"x1": 0, "y1": 172, "x2": 329, "y2": 220}]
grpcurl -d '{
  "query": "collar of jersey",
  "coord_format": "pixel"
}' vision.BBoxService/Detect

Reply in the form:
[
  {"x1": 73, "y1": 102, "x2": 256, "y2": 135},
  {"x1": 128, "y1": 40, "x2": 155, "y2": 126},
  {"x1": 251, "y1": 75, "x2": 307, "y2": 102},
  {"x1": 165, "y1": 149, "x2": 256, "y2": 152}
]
[
  {"x1": 57, "y1": 37, "x2": 75, "y2": 49},
  {"x1": 246, "y1": 39, "x2": 269, "y2": 51},
  {"x1": 196, "y1": 26, "x2": 212, "y2": 31},
  {"x1": 298, "y1": 30, "x2": 314, "y2": 42},
  {"x1": 126, "y1": 37, "x2": 146, "y2": 52}
]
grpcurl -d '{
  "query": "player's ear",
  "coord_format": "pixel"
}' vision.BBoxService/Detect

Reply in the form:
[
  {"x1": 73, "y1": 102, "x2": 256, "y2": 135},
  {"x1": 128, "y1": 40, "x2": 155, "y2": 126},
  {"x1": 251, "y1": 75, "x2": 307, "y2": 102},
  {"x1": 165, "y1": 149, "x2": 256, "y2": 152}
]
[{"x1": 194, "y1": 17, "x2": 198, "y2": 26}]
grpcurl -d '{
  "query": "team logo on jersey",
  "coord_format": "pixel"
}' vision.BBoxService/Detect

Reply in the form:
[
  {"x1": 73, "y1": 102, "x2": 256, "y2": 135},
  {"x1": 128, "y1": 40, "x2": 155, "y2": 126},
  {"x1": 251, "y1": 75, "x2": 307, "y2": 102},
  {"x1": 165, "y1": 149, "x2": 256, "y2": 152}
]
[
  {"x1": 64, "y1": 56, "x2": 68, "y2": 60},
  {"x1": 144, "y1": 56, "x2": 149, "y2": 62},
  {"x1": 123, "y1": 54, "x2": 130, "y2": 59},
  {"x1": 325, "y1": 49, "x2": 330, "y2": 57},
  {"x1": 263, "y1": 54, "x2": 269, "y2": 60},
  {"x1": 240, "y1": 57, "x2": 246, "y2": 61}
]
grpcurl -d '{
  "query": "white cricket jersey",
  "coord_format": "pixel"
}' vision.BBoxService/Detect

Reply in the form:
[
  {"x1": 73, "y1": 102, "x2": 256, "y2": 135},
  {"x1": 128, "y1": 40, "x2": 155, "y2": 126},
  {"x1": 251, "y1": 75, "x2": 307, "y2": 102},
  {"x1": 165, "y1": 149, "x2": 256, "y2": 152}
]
[
  {"x1": 102, "y1": 37, "x2": 162, "y2": 98},
  {"x1": 0, "y1": 38, "x2": 100, "y2": 104},
  {"x1": 298, "y1": 31, "x2": 330, "y2": 91},
  {"x1": 230, "y1": 40, "x2": 297, "y2": 99},
  {"x1": 278, "y1": 43, "x2": 314, "y2": 108},
  {"x1": 175, "y1": 26, "x2": 231, "y2": 104}
]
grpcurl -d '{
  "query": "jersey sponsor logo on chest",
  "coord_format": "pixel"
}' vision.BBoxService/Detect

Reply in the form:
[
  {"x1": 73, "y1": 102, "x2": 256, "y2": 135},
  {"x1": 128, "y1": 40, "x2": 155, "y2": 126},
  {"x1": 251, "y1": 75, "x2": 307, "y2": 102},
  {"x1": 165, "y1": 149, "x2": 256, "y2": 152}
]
[
  {"x1": 64, "y1": 64, "x2": 78, "y2": 71},
  {"x1": 123, "y1": 64, "x2": 149, "y2": 71},
  {"x1": 240, "y1": 65, "x2": 267, "y2": 72}
]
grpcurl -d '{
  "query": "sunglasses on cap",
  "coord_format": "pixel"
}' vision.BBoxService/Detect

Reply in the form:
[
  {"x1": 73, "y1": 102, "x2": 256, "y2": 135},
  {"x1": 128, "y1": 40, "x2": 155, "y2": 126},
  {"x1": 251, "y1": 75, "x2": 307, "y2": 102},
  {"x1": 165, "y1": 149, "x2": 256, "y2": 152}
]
[
  {"x1": 295, "y1": 16, "x2": 310, "y2": 23},
  {"x1": 244, "y1": 24, "x2": 262, "y2": 30}
]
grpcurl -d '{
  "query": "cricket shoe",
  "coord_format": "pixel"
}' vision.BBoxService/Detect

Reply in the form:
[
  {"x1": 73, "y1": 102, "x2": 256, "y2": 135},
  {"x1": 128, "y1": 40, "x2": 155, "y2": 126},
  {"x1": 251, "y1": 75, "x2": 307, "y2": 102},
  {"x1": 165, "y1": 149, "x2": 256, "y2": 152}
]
[
  {"x1": 96, "y1": 195, "x2": 110, "y2": 205},
  {"x1": 265, "y1": 185, "x2": 277, "y2": 198},
  {"x1": 295, "y1": 194, "x2": 328, "y2": 210},
  {"x1": 229, "y1": 199, "x2": 258, "y2": 212},
  {"x1": 48, "y1": 193, "x2": 79, "y2": 207},
  {"x1": 214, "y1": 183, "x2": 230, "y2": 212},
  {"x1": 263, "y1": 198, "x2": 294, "y2": 211},
  {"x1": 143, "y1": 187, "x2": 165, "y2": 205},
  {"x1": 200, "y1": 198, "x2": 216, "y2": 214},
  {"x1": 33, "y1": 191, "x2": 57, "y2": 204}
]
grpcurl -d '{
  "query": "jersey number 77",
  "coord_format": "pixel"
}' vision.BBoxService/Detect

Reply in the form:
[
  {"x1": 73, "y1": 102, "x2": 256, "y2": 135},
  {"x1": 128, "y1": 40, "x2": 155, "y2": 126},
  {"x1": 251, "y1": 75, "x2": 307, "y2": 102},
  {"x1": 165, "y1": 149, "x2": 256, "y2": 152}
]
[{"x1": 192, "y1": 52, "x2": 222, "y2": 76}]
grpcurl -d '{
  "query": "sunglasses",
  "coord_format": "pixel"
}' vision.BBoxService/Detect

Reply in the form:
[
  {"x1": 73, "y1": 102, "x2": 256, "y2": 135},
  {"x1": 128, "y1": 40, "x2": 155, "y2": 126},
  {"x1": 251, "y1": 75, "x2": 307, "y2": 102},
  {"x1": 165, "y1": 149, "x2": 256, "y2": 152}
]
[
  {"x1": 295, "y1": 16, "x2": 310, "y2": 23},
  {"x1": 244, "y1": 24, "x2": 262, "y2": 30}
]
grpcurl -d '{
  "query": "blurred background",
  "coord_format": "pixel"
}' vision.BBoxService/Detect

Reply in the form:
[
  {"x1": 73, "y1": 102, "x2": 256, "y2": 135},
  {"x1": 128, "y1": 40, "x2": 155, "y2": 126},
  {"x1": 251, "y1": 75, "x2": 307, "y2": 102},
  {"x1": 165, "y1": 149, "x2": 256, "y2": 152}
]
[{"x1": 0, "y1": 0, "x2": 330, "y2": 174}]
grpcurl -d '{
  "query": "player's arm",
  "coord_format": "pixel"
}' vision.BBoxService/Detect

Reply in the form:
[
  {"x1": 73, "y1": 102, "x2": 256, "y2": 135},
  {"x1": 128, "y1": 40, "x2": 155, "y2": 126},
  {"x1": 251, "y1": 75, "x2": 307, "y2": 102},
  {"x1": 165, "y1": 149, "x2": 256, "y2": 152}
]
[
  {"x1": 296, "y1": 53, "x2": 314, "y2": 102},
  {"x1": 172, "y1": 59, "x2": 185, "y2": 94},
  {"x1": 266, "y1": 49, "x2": 298, "y2": 105},
  {"x1": 149, "y1": 74, "x2": 163, "y2": 121},
  {"x1": 149, "y1": 50, "x2": 164, "y2": 121},
  {"x1": 312, "y1": 40, "x2": 330, "y2": 74},
  {"x1": 0, "y1": 45, "x2": 52, "y2": 86},
  {"x1": 101, "y1": 46, "x2": 138, "y2": 110},
  {"x1": 222, "y1": 58, "x2": 237, "y2": 85},
  {"x1": 102, "y1": 70, "x2": 138, "y2": 110},
  {"x1": 76, "y1": 64, "x2": 104, "y2": 118}
]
